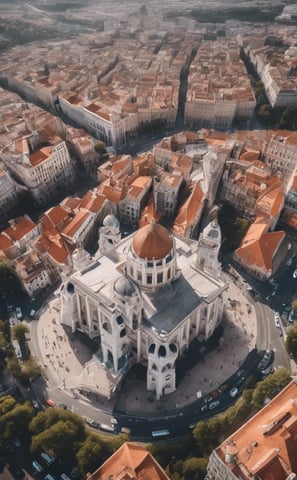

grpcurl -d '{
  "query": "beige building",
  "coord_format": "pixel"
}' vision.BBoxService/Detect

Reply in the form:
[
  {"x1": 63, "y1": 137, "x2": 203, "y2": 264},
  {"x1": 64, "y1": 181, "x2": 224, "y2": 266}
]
[{"x1": 2, "y1": 135, "x2": 77, "y2": 205}]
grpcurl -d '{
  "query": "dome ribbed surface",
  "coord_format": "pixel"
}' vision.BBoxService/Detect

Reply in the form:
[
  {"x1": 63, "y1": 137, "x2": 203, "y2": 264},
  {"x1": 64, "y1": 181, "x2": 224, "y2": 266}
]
[
  {"x1": 114, "y1": 277, "x2": 136, "y2": 297},
  {"x1": 133, "y1": 223, "x2": 173, "y2": 260}
]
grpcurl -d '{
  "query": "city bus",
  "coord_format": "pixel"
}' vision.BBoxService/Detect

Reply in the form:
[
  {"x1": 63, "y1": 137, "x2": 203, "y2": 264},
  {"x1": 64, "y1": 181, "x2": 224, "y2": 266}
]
[{"x1": 151, "y1": 429, "x2": 170, "y2": 439}]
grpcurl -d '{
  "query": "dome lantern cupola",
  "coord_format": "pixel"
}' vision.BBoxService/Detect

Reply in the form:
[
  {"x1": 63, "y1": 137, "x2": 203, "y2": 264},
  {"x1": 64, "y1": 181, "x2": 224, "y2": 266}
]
[{"x1": 127, "y1": 221, "x2": 177, "y2": 290}]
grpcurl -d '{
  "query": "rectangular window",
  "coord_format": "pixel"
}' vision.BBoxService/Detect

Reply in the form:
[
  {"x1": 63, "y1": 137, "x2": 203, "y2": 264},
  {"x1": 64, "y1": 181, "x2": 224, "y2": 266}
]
[
  {"x1": 147, "y1": 274, "x2": 152, "y2": 284},
  {"x1": 157, "y1": 272, "x2": 163, "y2": 283}
]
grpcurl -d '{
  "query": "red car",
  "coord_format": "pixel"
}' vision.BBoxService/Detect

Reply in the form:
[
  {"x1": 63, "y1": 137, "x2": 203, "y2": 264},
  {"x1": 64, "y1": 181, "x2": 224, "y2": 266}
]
[{"x1": 45, "y1": 398, "x2": 56, "y2": 407}]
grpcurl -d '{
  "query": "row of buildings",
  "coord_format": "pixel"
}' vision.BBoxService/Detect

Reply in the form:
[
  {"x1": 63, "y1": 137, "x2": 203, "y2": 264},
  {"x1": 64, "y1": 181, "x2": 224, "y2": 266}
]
[
  {"x1": 185, "y1": 39, "x2": 256, "y2": 129},
  {"x1": 239, "y1": 29, "x2": 297, "y2": 108},
  {"x1": 0, "y1": 28, "x2": 258, "y2": 148},
  {"x1": 3, "y1": 125, "x2": 297, "y2": 299},
  {"x1": 0, "y1": 87, "x2": 105, "y2": 217}
]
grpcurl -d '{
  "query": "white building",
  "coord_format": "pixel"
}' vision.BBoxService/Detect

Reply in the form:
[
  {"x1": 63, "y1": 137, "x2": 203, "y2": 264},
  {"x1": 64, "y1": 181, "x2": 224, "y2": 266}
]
[
  {"x1": 0, "y1": 169, "x2": 18, "y2": 221},
  {"x1": 3, "y1": 137, "x2": 77, "y2": 205},
  {"x1": 60, "y1": 218, "x2": 227, "y2": 400}
]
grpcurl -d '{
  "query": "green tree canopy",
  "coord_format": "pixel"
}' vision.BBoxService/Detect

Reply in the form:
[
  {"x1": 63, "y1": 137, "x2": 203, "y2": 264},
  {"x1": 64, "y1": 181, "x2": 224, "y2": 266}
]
[
  {"x1": 7, "y1": 355, "x2": 24, "y2": 381},
  {"x1": 0, "y1": 397, "x2": 34, "y2": 444},
  {"x1": 12, "y1": 323, "x2": 29, "y2": 346},
  {"x1": 258, "y1": 104, "x2": 274, "y2": 124},
  {"x1": 29, "y1": 408, "x2": 86, "y2": 458},
  {"x1": 94, "y1": 141, "x2": 107, "y2": 155},
  {"x1": 286, "y1": 322, "x2": 297, "y2": 358},
  {"x1": 0, "y1": 259, "x2": 23, "y2": 295},
  {"x1": 182, "y1": 457, "x2": 208, "y2": 480},
  {"x1": 76, "y1": 433, "x2": 109, "y2": 476},
  {"x1": 251, "y1": 367, "x2": 291, "y2": 408},
  {"x1": 218, "y1": 203, "x2": 250, "y2": 252},
  {"x1": 291, "y1": 299, "x2": 297, "y2": 312}
]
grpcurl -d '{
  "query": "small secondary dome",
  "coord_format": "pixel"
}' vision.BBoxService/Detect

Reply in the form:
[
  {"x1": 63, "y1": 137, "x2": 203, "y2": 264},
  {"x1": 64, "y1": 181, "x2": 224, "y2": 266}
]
[
  {"x1": 133, "y1": 222, "x2": 173, "y2": 260},
  {"x1": 114, "y1": 276, "x2": 136, "y2": 297},
  {"x1": 103, "y1": 214, "x2": 120, "y2": 229}
]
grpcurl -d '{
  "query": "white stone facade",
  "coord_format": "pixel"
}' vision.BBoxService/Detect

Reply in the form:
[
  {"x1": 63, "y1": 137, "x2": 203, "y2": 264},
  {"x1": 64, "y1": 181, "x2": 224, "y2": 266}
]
[{"x1": 60, "y1": 219, "x2": 227, "y2": 399}]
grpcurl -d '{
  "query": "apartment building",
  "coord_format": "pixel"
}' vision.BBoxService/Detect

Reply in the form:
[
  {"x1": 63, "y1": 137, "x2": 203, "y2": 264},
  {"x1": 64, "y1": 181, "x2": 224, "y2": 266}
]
[
  {"x1": 242, "y1": 34, "x2": 297, "y2": 108},
  {"x1": 185, "y1": 39, "x2": 256, "y2": 129},
  {"x1": 119, "y1": 176, "x2": 152, "y2": 226},
  {"x1": 153, "y1": 172, "x2": 183, "y2": 217},
  {"x1": 13, "y1": 251, "x2": 52, "y2": 298},
  {"x1": 2, "y1": 135, "x2": 77, "y2": 205},
  {"x1": 263, "y1": 132, "x2": 297, "y2": 192},
  {"x1": 0, "y1": 169, "x2": 18, "y2": 222},
  {"x1": 206, "y1": 379, "x2": 297, "y2": 480},
  {"x1": 172, "y1": 181, "x2": 205, "y2": 238}
]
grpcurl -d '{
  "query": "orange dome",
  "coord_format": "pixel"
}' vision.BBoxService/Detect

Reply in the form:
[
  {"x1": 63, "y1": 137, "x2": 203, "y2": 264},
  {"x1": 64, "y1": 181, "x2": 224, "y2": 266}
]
[{"x1": 133, "y1": 223, "x2": 173, "y2": 260}]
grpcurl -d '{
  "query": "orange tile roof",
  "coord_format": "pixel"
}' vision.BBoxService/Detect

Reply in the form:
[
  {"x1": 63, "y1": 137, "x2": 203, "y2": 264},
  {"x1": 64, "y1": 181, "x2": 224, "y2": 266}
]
[
  {"x1": 216, "y1": 380, "x2": 297, "y2": 480},
  {"x1": 0, "y1": 232, "x2": 13, "y2": 251},
  {"x1": 235, "y1": 223, "x2": 285, "y2": 271},
  {"x1": 61, "y1": 210, "x2": 92, "y2": 239},
  {"x1": 35, "y1": 235, "x2": 69, "y2": 265},
  {"x1": 172, "y1": 182, "x2": 204, "y2": 236},
  {"x1": 80, "y1": 192, "x2": 106, "y2": 214},
  {"x1": 5, "y1": 217, "x2": 36, "y2": 241},
  {"x1": 88, "y1": 442, "x2": 170, "y2": 480},
  {"x1": 29, "y1": 146, "x2": 52, "y2": 166},
  {"x1": 61, "y1": 196, "x2": 82, "y2": 211},
  {"x1": 44, "y1": 206, "x2": 71, "y2": 228},
  {"x1": 138, "y1": 194, "x2": 162, "y2": 229}
]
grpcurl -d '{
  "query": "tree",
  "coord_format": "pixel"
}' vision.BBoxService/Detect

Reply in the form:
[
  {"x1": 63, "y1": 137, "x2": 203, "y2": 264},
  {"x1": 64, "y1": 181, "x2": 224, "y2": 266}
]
[
  {"x1": 7, "y1": 355, "x2": 25, "y2": 381},
  {"x1": 22, "y1": 357, "x2": 42, "y2": 379},
  {"x1": 76, "y1": 433, "x2": 109, "y2": 476},
  {"x1": 218, "y1": 203, "x2": 250, "y2": 252},
  {"x1": 12, "y1": 323, "x2": 28, "y2": 347},
  {"x1": 0, "y1": 397, "x2": 34, "y2": 443},
  {"x1": 251, "y1": 367, "x2": 291, "y2": 408},
  {"x1": 258, "y1": 104, "x2": 274, "y2": 124},
  {"x1": 291, "y1": 299, "x2": 297, "y2": 312},
  {"x1": 285, "y1": 323, "x2": 297, "y2": 358},
  {"x1": 0, "y1": 259, "x2": 23, "y2": 296},
  {"x1": 94, "y1": 141, "x2": 107, "y2": 155},
  {"x1": 29, "y1": 408, "x2": 86, "y2": 458},
  {"x1": 182, "y1": 457, "x2": 208, "y2": 480}
]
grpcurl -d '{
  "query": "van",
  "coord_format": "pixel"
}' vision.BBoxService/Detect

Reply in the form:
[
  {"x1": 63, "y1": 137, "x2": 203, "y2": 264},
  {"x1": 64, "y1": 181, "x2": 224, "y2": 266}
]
[
  {"x1": 44, "y1": 475, "x2": 56, "y2": 480},
  {"x1": 41, "y1": 452, "x2": 54, "y2": 465},
  {"x1": 99, "y1": 423, "x2": 115, "y2": 433},
  {"x1": 120, "y1": 427, "x2": 131, "y2": 434},
  {"x1": 32, "y1": 461, "x2": 43, "y2": 473},
  {"x1": 61, "y1": 474, "x2": 71, "y2": 480}
]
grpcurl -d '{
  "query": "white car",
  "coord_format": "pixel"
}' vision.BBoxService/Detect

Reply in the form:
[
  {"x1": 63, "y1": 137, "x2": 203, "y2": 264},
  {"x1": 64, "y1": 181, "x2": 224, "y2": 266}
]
[
  {"x1": 274, "y1": 313, "x2": 281, "y2": 328},
  {"x1": 293, "y1": 269, "x2": 297, "y2": 279},
  {"x1": 229, "y1": 387, "x2": 238, "y2": 398}
]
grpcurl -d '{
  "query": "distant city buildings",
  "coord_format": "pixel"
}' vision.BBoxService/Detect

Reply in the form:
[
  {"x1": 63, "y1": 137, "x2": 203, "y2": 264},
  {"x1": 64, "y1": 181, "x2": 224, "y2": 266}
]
[{"x1": 185, "y1": 39, "x2": 256, "y2": 129}]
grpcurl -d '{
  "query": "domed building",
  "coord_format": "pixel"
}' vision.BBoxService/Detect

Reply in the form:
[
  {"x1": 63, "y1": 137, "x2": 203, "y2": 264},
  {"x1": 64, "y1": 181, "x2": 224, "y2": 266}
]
[{"x1": 60, "y1": 219, "x2": 227, "y2": 399}]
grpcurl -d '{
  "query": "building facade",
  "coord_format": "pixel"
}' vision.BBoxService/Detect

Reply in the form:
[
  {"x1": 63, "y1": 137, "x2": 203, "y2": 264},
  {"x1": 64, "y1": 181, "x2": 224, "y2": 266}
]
[{"x1": 60, "y1": 219, "x2": 227, "y2": 399}]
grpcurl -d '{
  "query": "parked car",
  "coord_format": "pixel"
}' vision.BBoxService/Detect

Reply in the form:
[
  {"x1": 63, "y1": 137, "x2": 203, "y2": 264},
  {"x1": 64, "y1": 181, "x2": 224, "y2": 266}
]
[
  {"x1": 45, "y1": 398, "x2": 56, "y2": 407},
  {"x1": 15, "y1": 307, "x2": 22, "y2": 319},
  {"x1": 229, "y1": 387, "x2": 238, "y2": 398},
  {"x1": 209, "y1": 400, "x2": 220, "y2": 410},
  {"x1": 32, "y1": 461, "x2": 43, "y2": 473},
  {"x1": 258, "y1": 350, "x2": 274, "y2": 370}
]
